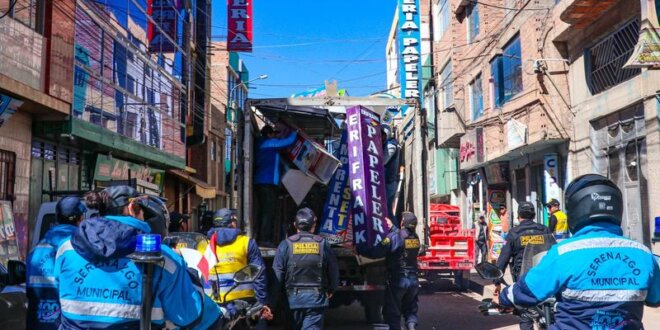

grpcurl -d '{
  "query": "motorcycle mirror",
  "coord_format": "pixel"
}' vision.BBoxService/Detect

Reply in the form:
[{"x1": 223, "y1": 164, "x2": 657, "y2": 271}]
[
  {"x1": 475, "y1": 262, "x2": 503, "y2": 281},
  {"x1": 233, "y1": 264, "x2": 264, "y2": 284},
  {"x1": 7, "y1": 260, "x2": 26, "y2": 285}
]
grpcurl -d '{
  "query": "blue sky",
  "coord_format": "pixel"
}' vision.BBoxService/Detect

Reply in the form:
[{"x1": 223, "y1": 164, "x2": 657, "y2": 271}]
[{"x1": 212, "y1": 1, "x2": 398, "y2": 98}]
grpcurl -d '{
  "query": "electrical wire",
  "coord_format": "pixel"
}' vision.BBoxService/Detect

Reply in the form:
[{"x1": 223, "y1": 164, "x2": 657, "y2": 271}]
[{"x1": 0, "y1": 0, "x2": 17, "y2": 19}]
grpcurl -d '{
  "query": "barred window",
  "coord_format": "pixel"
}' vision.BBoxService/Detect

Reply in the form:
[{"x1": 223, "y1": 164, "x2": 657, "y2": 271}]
[{"x1": 586, "y1": 19, "x2": 641, "y2": 95}]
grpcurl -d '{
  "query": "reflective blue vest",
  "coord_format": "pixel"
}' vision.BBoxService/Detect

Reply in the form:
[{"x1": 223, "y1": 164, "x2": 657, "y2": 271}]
[
  {"x1": 27, "y1": 224, "x2": 77, "y2": 330},
  {"x1": 500, "y1": 222, "x2": 660, "y2": 330},
  {"x1": 54, "y1": 215, "x2": 220, "y2": 329}
]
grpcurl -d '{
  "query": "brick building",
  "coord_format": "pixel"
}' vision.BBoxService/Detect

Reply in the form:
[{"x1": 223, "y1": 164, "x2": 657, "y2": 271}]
[{"x1": 554, "y1": 0, "x2": 660, "y2": 249}]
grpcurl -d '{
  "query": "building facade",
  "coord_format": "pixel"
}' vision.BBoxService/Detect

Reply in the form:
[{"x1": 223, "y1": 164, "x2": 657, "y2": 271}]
[{"x1": 554, "y1": 0, "x2": 660, "y2": 249}]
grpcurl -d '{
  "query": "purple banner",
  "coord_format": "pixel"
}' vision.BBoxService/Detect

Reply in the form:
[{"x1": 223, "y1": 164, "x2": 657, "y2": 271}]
[
  {"x1": 346, "y1": 106, "x2": 391, "y2": 258},
  {"x1": 320, "y1": 131, "x2": 351, "y2": 244}
]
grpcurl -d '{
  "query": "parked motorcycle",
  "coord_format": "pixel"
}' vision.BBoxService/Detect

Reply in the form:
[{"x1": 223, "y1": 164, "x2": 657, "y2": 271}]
[
  {"x1": 218, "y1": 264, "x2": 265, "y2": 330},
  {"x1": 475, "y1": 234, "x2": 557, "y2": 329}
]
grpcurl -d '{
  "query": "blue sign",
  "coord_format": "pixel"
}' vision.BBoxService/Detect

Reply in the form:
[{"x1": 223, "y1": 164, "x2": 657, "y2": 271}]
[
  {"x1": 320, "y1": 130, "x2": 351, "y2": 244},
  {"x1": 398, "y1": 0, "x2": 423, "y2": 114}
]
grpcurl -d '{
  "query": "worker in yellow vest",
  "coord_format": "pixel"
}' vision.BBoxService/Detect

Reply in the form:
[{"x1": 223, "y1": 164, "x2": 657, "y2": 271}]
[
  {"x1": 546, "y1": 198, "x2": 569, "y2": 239},
  {"x1": 208, "y1": 208, "x2": 272, "y2": 328}
]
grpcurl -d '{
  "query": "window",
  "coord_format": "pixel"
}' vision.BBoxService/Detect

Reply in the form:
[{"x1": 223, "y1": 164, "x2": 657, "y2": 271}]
[
  {"x1": 467, "y1": 3, "x2": 480, "y2": 43},
  {"x1": 433, "y1": 0, "x2": 450, "y2": 41},
  {"x1": 470, "y1": 74, "x2": 484, "y2": 120},
  {"x1": 0, "y1": 0, "x2": 44, "y2": 32},
  {"x1": 210, "y1": 141, "x2": 216, "y2": 161},
  {"x1": 491, "y1": 35, "x2": 523, "y2": 107},
  {"x1": 440, "y1": 61, "x2": 453, "y2": 109},
  {"x1": 127, "y1": 75, "x2": 135, "y2": 94},
  {"x1": 586, "y1": 19, "x2": 641, "y2": 95},
  {"x1": 0, "y1": 150, "x2": 15, "y2": 201}
]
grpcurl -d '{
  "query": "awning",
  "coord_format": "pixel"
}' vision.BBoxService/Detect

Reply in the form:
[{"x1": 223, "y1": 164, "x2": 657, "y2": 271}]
[
  {"x1": 460, "y1": 138, "x2": 568, "y2": 172},
  {"x1": 168, "y1": 170, "x2": 217, "y2": 199}
]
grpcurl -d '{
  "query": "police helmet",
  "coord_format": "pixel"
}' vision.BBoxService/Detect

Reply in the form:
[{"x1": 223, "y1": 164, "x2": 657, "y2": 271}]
[
  {"x1": 56, "y1": 196, "x2": 86, "y2": 225},
  {"x1": 213, "y1": 208, "x2": 236, "y2": 227},
  {"x1": 517, "y1": 202, "x2": 536, "y2": 220},
  {"x1": 401, "y1": 212, "x2": 418, "y2": 229},
  {"x1": 565, "y1": 174, "x2": 622, "y2": 233},
  {"x1": 139, "y1": 196, "x2": 170, "y2": 237},
  {"x1": 294, "y1": 208, "x2": 316, "y2": 231}
]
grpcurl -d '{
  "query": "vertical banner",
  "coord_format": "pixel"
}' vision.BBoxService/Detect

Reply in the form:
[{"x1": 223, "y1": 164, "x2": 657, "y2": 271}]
[
  {"x1": 397, "y1": 0, "x2": 423, "y2": 114},
  {"x1": 320, "y1": 131, "x2": 352, "y2": 245},
  {"x1": 227, "y1": 0, "x2": 253, "y2": 52},
  {"x1": 487, "y1": 188, "x2": 507, "y2": 262},
  {"x1": 346, "y1": 106, "x2": 391, "y2": 259},
  {"x1": 147, "y1": 0, "x2": 180, "y2": 53},
  {"x1": 543, "y1": 154, "x2": 561, "y2": 224}
]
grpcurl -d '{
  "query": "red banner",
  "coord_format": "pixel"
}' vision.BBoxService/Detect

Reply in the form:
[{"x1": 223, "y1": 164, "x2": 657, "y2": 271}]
[
  {"x1": 147, "y1": 0, "x2": 180, "y2": 53},
  {"x1": 227, "y1": 0, "x2": 253, "y2": 52}
]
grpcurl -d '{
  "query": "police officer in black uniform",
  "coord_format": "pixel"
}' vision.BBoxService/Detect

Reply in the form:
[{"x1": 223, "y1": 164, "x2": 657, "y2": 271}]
[
  {"x1": 495, "y1": 201, "x2": 552, "y2": 330},
  {"x1": 272, "y1": 208, "x2": 339, "y2": 330},
  {"x1": 382, "y1": 212, "x2": 421, "y2": 330}
]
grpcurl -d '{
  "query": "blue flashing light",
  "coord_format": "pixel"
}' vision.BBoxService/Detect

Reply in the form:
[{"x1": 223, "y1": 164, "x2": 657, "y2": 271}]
[{"x1": 136, "y1": 234, "x2": 162, "y2": 253}]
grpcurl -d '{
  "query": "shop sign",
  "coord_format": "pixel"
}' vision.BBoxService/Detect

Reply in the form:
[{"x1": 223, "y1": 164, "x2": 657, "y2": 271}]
[
  {"x1": 227, "y1": 0, "x2": 253, "y2": 52},
  {"x1": 0, "y1": 94, "x2": 22, "y2": 128},
  {"x1": 484, "y1": 162, "x2": 509, "y2": 185},
  {"x1": 486, "y1": 188, "x2": 508, "y2": 262},
  {"x1": 398, "y1": 0, "x2": 423, "y2": 114},
  {"x1": 507, "y1": 118, "x2": 527, "y2": 150},
  {"x1": 543, "y1": 154, "x2": 561, "y2": 204},
  {"x1": 624, "y1": 0, "x2": 660, "y2": 68},
  {"x1": 147, "y1": 0, "x2": 181, "y2": 53},
  {"x1": 320, "y1": 131, "x2": 352, "y2": 245},
  {"x1": 346, "y1": 106, "x2": 391, "y2": 259},
  {"x1": 459, "y1": 128, "x2": 484, "y2": 169},
  {"x1": 94, "y1": 155, "x2": 164, "y2": 190}
]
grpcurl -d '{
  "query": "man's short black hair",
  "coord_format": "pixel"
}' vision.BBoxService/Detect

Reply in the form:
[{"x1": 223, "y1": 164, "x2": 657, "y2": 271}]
[{"x1": 261, "y1": 125, "x2": 275, "y2": 136}]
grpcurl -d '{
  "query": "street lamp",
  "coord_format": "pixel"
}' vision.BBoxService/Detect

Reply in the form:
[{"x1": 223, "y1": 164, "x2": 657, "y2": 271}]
[{"x1": 228, "y1": 74, "x2": 268, "y2": 209}]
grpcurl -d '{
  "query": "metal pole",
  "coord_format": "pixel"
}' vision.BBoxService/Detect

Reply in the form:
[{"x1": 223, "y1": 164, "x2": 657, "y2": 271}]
[
  {"x1": 419, "y1": 104, "x2": 430, "y2": 247},
  {"x1": 140, "y1": 264, "x2": 154, "y2": 330}
]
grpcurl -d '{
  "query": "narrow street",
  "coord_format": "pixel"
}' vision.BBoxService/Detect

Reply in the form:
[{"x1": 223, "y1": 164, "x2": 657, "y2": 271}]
[{"x1": 324, "y1": 280, "x2": 519, "y2": 330}]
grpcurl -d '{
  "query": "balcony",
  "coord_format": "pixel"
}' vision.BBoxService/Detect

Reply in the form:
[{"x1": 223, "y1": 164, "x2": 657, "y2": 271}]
[{"x1": 559, "y1": 0, "x2": 618, "y2": 29}]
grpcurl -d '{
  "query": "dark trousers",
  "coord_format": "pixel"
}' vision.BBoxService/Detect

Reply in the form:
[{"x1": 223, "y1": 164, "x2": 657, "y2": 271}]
[
  {"x1": 477, "y1": 242, "x2": 488, "y2": 263},
  {"x1": 383, "y1": 279, "x2": 419, "y2": 330},
  {"x1": 518, "y1": 308, "x2": 536, "y2": 330},
  {"x1": 255, "y1": 184, "x2": 278, "y2": 244},
  {"x1": 290, "y1": 307, "x2": 325, "y2": 330}
]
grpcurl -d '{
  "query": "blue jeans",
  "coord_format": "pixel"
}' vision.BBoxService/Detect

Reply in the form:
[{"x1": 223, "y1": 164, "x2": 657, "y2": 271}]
[{"x1": 290, "y1": 307, "x2": 325, "y2": 330}]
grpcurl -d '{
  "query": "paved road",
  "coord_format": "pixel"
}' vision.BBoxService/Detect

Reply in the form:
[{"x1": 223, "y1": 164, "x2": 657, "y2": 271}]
[{"x1": 323, "y1": 279, "x2": 519, "y2": 330}]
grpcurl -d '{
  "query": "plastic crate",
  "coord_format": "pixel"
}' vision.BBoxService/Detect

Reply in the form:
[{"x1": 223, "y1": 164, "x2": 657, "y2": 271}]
[{"x1": 418, "y1": 229, "x2": 475, "y2": 270}]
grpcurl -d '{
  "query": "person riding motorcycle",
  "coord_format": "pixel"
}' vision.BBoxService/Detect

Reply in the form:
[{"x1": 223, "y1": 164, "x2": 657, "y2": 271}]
[
  {"x1": 494, "y1": 201, "x2": 553, "y2": 330},
  {"x1": 53, "y1": 186, "x2": 221, "y2": 329},
  {"x1": 27, "y1": 196, "x2": 85, "y2": 330},
  {"x1": 498, "y1": 174, "x2": 660, "y2": 330},
  {"x1": 207, "y1": 208, "x2": 271, "y2": 329}
]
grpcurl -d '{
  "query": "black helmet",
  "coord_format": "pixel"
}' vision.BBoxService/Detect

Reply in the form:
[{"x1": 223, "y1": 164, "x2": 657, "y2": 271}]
[
  {"x1": 213, "y1": 208, "x2": 236, "y2": 227},
  {"x1": 294, "y1": 208, "x2": 316, "y2": 231},
  {"x1": 138, "y1": 196, "x2": 170, "y2": 237},
  {"x1": 56, "y1": 196, "x2": 86, "y2": 225},
  {"x1": 401, "y1": 212, "x2": 417, "y2": 229},
  {"x1": 565, "y1": 174, "x2": 622, "y2": 233},
  {"x1": 517, "y1": 202, "x2": 536, "y2": 220},
  {"x1": 103, "y1": 185, "x2": 140, "y2": 214}
]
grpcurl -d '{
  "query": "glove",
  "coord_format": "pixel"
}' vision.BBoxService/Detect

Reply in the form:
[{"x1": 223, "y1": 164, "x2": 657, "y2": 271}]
[{"x1": 219, "y1": 307, "x2": 230, "y2": 320}]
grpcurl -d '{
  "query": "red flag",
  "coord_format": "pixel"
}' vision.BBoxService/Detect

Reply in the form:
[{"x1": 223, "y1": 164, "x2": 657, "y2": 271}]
[{"x1": 199, "y1": 233, "x2": 218, "y2": 281}]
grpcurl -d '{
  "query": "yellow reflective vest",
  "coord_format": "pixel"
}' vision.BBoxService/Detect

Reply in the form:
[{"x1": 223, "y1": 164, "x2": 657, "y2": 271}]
[
  {"x1": 210, "y1": 235, "x2": 255, "y2": 303},
  {"x1": 553, "y1": 210, "x2": 569, "y2": 237}
]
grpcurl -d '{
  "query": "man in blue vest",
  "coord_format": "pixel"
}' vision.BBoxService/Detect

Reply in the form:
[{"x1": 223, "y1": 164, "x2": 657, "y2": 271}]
[
  {"x1": 498, "y1": 174, "x2": 660, "y2": 329},
  {"x1": 27, "y1": 196, "x2": 85, "y2": 330}
]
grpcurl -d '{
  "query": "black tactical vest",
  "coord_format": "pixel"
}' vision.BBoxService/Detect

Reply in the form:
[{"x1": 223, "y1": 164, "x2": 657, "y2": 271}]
[
  {"x1": 387, "y1": 229, "x2": 420, "y2": 276},
  {"x1": 285, "y1": 233, "x2": 327, "y2": 289},
  {"x1": 510, "y1": 226, "x2": 548, "y2": 279}
]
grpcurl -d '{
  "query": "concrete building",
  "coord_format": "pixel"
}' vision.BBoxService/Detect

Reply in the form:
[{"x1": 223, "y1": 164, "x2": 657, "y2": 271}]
[
  {"x1": 554, "y1": 0, "x2": 660, "y2": 249},
  {"x1": 0, "y1": 0, "x2": 73, "y2": 259}
]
